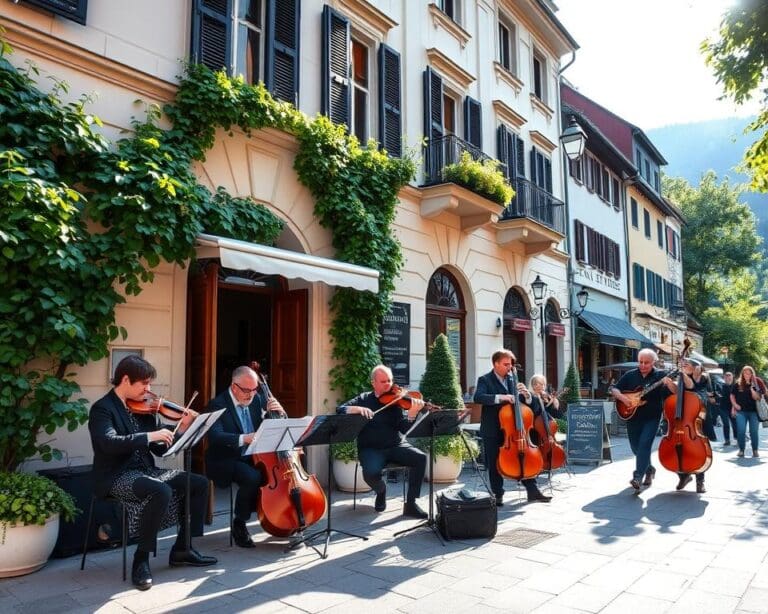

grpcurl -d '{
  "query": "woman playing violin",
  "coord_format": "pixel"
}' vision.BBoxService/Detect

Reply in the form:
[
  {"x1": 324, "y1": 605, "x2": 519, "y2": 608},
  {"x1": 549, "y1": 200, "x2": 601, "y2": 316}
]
[
  {"x1": 88, "y1": 355, "x2": 216, "y2": 591},
  {"x1": 337, "y1": 364, "x2": 428, "y2": 519}
]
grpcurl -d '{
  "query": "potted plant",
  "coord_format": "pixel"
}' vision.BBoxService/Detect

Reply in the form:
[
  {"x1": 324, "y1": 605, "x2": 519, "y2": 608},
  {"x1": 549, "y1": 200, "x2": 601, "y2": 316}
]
[
  {"x1": 330, "y1": 441, "x2": 370, "y2": 493},
  {"x1": 0, "y1": 471, "x2": 77, "y2": 578},
  {"x1": 418, "y1": 433, "x2": 479, "y2": 483},
  {"x1": 442, "y1": 151, "x2": 515, "y2": 206}
]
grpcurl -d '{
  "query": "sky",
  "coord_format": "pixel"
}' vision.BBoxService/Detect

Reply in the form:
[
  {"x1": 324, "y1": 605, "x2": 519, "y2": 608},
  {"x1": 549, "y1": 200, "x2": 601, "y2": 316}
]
[{"x1": 554, "y1": 0, "x2": 762, "y2": 130}]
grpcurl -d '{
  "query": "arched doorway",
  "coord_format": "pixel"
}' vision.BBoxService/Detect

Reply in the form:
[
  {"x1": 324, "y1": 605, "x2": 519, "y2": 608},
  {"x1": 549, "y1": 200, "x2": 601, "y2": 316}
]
[
  {"x1": 426, "y1": 268, "x2": 466, "y2": 390},
  {"x1": 544, "y1": 300, "x2": 562, "y2": 388},
  {"x1": 503, "y1": 288, "x2": 531, "y2": 383}
]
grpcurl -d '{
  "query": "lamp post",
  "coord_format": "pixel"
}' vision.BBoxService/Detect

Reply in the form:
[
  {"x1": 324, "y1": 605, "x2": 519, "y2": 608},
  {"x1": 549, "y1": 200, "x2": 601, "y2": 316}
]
[
  {"x1": 528, "y1": 275, "x2": 589, "y2": 378},
  {"x1": 561, "y1": 115, "x2": 588, "y2": 161}
]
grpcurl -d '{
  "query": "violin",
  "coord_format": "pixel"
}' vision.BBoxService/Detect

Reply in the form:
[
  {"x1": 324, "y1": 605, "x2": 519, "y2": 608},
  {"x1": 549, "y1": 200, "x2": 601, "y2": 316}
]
[
  {"x1": 496, "y1": 369, "x2": 543, "y2": 480},
  {"x1": 126, "y1": 391, "x2": 198, "y2": 423},
  {"x1": 375, "y1": 384, "x2": 441, "y2": 415},
  {"x1": 658, "y1": 339, "x2": 712, "y2": 475},
  {"x1": 249, "y1": 362, "x2": 327, "y2": 538}
]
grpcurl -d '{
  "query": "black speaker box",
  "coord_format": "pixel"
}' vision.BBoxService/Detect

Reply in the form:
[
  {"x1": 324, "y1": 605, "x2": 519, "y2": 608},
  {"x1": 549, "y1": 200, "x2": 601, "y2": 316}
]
[{"x1": 37, "y1": 465, "x2": 123, "y2": 558}]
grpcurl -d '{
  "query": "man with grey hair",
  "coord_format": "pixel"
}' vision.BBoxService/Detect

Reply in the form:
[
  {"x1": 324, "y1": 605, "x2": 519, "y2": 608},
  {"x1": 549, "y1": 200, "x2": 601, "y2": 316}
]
[{"x1": 611, "y1": 349, "x2": 675, "y2": 491}]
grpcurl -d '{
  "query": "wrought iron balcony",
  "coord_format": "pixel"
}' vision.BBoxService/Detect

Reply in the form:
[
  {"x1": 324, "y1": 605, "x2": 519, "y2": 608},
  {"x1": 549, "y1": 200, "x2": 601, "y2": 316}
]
[
  {"x1": 500, "y1": 177, "x2": 565, "y2": 234},
  {"x1": 423, "y1": 134, "x2": 507, "y2": 187}
]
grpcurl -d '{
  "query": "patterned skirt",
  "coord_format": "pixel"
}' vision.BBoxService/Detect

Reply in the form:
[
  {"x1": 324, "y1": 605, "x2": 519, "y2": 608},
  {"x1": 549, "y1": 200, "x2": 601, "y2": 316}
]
[{"x1": 109, "y1": 467, "x2": 183, "y2": 538}]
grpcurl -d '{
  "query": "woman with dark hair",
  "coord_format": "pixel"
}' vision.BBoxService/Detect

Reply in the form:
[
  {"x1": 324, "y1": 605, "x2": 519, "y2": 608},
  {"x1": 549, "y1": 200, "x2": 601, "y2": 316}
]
[{"x1": 730, "y1": 365, "x2": 763, "y2": 458}]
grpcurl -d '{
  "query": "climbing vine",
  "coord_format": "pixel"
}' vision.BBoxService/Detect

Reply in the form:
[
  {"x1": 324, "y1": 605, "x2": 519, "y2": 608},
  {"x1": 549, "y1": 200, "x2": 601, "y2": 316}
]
[{"x1": 0, "y1": 42, "x2": 413, "y2": 470}]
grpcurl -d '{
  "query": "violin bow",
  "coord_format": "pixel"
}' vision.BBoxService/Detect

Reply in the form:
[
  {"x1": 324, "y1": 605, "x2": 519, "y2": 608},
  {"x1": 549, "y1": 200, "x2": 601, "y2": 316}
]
[
  {"x1": 171, "y1": 390, "x2": 198, "y2": 437},
  {"x1": 372, "y1": 393, "x2": 406, "y2": 416}
]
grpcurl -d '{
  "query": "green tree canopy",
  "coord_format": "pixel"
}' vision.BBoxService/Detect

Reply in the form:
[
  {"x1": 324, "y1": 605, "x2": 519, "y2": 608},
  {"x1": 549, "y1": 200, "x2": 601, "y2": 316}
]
[
  {"x1": 419, "y1": 334, "x2": 464, "y2": 409},
  {"x1": 664, "y1": 172, "x2": 762, "y2": 317},
  {"x1": 703, "y1": 0, "x2": 768, "y2": 192}
]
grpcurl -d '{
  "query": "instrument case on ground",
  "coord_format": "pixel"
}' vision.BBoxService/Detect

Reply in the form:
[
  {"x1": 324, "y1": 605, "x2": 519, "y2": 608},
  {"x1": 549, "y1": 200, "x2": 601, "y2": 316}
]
[{"x1": 436, "y1": 488, "x2": 497, "y2": 540}]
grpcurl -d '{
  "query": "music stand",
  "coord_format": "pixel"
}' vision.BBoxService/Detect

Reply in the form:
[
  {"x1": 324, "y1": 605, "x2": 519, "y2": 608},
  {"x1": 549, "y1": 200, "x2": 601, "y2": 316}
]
[
  {"x1": 163, "y1": 409, "x2": 224, "y2": 551},
  {"x1": 395, "y1": 409, "x2": 463, "y2": 544},
  {"x1": 291, "y1": 413, "x2": 368, "y2": 559}
]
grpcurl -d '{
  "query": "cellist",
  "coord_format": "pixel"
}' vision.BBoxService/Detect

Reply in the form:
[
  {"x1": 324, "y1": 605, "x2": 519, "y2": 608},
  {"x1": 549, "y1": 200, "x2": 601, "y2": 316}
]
[
  {"x1": 205, "y1": 365, "x2": 288, "y2": 548},
  {"x1": 474, "y1": 350, "x2": 551, "y2": 505}
]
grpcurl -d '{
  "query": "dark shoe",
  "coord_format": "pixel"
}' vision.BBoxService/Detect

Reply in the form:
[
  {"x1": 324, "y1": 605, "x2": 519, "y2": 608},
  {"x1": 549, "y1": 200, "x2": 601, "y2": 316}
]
[
  {"x1": 723, "y1": 440, "x2": 731, "y2": 446},
  {"x1": 231, "y1": 521, "x2": 255, "y2": 548},
  {"x1": 753, "y1": 450, "x2": 760, "y2": 458},
  {"x1": 737, "y1": 449, "x2": 745, "y2": 457},
  {"x1": 527, "y1": 491, "x2": 552, "y2": 503},
  {"x1": 169, "y1": 547, "x2": 218, "y2": 567},
  {"x1": 676, "y1": 475, "x2": 693, "y2": 491},
  {"x1": 696, "y1": 481, "x2": 706, "y2": 494},
  {"x1": 131, "y1": 560, "x2": 152, "y2": 591},
  {"x1": 642, "y1": 467, "x2": 656, "y2": 487},
  {"x1": 374, "y1": 488, "x2": 387, "y2": 512},
  {"x1": 495, "y1": 495, "x2": 504, "y2": 507},
  {"x1": 403, "y1": 501, "x2": 428, "y2": 519},
  {"x1": 629, "y1": 478, "x2": 641, "y2": 491}
]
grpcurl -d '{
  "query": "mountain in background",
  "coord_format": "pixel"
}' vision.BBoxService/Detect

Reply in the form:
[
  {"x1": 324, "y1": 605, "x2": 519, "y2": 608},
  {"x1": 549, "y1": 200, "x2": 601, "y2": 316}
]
[{"x1": 648, "y1": 116, "x2": 768, "y2": 240}]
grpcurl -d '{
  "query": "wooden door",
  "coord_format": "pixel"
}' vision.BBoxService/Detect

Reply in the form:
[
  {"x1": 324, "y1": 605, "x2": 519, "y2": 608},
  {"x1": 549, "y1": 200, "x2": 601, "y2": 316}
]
[{"x1": 271, "y1": 289, "x2": 308, "y2": 417}]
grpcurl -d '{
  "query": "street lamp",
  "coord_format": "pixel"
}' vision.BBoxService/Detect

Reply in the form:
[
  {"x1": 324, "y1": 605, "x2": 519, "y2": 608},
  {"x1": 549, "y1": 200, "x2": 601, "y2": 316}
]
[{"x1": 560, "y1": 115, "x2": 588, "y2": 161}]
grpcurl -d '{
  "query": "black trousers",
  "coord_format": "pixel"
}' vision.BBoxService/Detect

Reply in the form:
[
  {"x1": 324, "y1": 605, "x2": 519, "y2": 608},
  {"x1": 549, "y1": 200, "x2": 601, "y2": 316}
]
[
  {"x1": 228, "y1": 459, "x2": 264, "y2": 523},
  {"x1": 483, "y1": 434, "x2": 540, "y2": 498},
  {"x1": 132, "y1": 471, "x2": 208, "y2": 553},
  {"x1": 358, "y1": 443, "x2": 426, "y2": 503}
]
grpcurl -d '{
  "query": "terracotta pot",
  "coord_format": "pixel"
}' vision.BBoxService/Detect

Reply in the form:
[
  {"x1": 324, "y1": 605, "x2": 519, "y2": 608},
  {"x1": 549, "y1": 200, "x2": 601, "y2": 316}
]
[
  {"x1": 332, "y1": 459, "x2": 371, "y2": 493},
  {"x1": 0, "y1": 513, "x2": 59, "y2": 578}
]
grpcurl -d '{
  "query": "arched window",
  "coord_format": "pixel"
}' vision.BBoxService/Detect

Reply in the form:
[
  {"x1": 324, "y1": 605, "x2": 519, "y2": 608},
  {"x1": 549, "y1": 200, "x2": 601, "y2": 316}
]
[
  {"x1": 426, "y1": 268, "x2": 466, "y2": 389},
  {"x1": 503, "y1": 288, "x2": 531, "y2": 382}
]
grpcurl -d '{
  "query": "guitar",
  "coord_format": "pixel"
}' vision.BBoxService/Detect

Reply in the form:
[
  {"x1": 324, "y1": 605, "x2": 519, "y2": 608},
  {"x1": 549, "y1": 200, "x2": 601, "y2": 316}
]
[{"x1": 616, "y1": 371, "x2": 677, "y2": 420}]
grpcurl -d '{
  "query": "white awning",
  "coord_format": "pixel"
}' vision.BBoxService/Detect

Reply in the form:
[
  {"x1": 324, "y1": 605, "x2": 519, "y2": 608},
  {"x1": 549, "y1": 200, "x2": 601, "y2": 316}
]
[{"x1": 195, "y1": 233, "x2": 379, "y2": 293}]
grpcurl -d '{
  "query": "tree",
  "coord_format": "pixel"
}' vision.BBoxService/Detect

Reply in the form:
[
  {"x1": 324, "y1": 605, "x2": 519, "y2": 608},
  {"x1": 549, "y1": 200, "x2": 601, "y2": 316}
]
[
  {"x1": 702, "y1": 0, "x2": 768, "y2": 192},
  {"x1": 419, "y1": 334, "x2": 464, "y2": 409},
  {"x1": 663, "y1": 172, "x2": 762, "y2": 317}
]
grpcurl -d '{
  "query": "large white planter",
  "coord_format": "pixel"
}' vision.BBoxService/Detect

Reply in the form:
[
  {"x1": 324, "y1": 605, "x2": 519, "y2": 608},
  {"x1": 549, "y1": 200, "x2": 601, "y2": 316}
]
[
  {"x1": 425, "y1": 454, "x2": 463, "y2": 483},
  {"x1": 0, "y1": 513, "x2": 59, "y2": 578},
  {"x1": 332, "y1": 459, "x2": 371, "y2": 493}
]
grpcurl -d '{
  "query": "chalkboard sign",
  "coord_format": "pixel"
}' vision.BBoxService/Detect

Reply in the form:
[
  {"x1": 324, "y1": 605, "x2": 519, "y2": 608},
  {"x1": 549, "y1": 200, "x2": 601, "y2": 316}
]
[
  {"x1": 566, "y1": 401, "x2": 606, "y2": 464},
  {"x1": 379, "y1": 302, "x2": 410, "y2": 386}
]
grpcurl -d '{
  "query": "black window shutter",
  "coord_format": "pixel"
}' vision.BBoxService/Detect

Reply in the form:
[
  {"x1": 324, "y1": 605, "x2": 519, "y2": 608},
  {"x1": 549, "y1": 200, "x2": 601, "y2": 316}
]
[
  {"x1": 463, "y1": 97, "x2": 482, "y2": 150},
  {"x1": 544, "y1": 157, "x2": 552, "y2": 193},
  {"x1": 378, "y1": 44, "x2": 402, "y2": 157},
  {"x1": 423, "y1": 67, "x2": 444, "y2": 141},
  {"x1": 322, "y1": 6, "x2": 351, "y2": 127},
  {"x1": 22, "y1": 0, "x2": 87, "y2": 25},
  {"x1": 266, "y1": 0, "x2": 300, "y2": 106},
  {"x1": 497, "y1": 124, "x2": 512, "y2": 180},
  {"x1": 191, "y1": 0, "x2": 232, "y2": 74},
  {"x1": 514, "y1": 134, "x2": 525, "y2": 178}
]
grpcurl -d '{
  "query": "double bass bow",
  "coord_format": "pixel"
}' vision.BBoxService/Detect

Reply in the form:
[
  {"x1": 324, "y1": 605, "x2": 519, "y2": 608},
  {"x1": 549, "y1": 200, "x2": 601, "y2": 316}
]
[
  {"x1": 249, "y1": 362, "x2": 327, "y2": 538},
  {"x1": 658, "y1": 340, "x2": 713, "y2": 476},
  {"x1": 497, "y1": 368, "x2": 543, "y2": 480}
]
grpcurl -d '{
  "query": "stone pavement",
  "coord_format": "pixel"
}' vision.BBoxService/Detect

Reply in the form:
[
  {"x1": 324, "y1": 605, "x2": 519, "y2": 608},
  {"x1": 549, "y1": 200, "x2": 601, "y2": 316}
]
[{"x1": 3, "y1": 429, "x2": 768, "y2": 614}]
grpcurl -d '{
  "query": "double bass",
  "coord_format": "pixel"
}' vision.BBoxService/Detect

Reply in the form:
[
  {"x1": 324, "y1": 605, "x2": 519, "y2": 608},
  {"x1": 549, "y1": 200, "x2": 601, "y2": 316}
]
[
  {"x1": 249, "y1": 363, "x2": 327, "y2": 538},
  {"x1": 658, "y1": 340, "x2": 713, "y2": 475},
  {"x1": 497, "y1": 368, "x2": 543, "y2": 480},
  {"x1": 532, "y1": 389, "x2": 566, "y2": 471}
]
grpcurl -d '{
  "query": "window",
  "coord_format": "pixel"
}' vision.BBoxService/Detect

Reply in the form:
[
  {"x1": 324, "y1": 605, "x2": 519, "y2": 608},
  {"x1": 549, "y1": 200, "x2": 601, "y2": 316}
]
[
  {"x1": 503, "y1": 288, "x2": 530, "y2": 384},
  {"x1": 191, "y1": 0, "x2": 300, "y2": 105},
  {"x1": 438, "y1": 0, "x2": 461, "y2": 24},
  {"x1": 630, "y1": 198, "x2": 638, "y2": 228},
  {"x1": 532, "y1": 48, "x2": 547, "y2": 102},
  {"x1": 657, "y1": 220, "x2": 664, "y2": 248},
  {"x1": 575, "y1": 220, "x2": 621, "y2": 278},
  {"x1": 443, "y1": 93, "x2": 457, "y2": 135},
  {"x1": 530, "y1": 147, "x2": 552, "y2": 193},
  {"x1": 643, "y1": 209, "x2": 651, "y2": 238},
  {"x1": 497, "y1": 125, "x2": 525, "y2": 181},
  {"x1": 611, "y1": 177, "x2": 620, "y2": 209},
  {"x1": 569, "y1": 157, "x2": 583, "y2": 183},
  {"x1": 426, "y1": 268, "x2": 466, "y2": 389},
  {"x1": 498, "y1": 14, "x2": 517, "y2": 74},
  {"x1": 321, "y1": 6, "x2": 403, "y2": 156}
]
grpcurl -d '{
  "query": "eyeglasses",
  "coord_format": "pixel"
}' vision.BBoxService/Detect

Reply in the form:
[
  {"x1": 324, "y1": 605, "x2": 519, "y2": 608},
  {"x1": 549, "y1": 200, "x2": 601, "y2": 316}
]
[{"x1": 234, "y1": 382, "x2": 259, "y2": 395}]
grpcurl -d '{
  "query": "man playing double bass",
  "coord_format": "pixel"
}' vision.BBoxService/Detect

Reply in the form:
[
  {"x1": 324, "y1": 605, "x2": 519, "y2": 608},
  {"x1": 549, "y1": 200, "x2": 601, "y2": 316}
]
[
  {"x1": 474, "y1": 349, "x2": 551, "y2": 505},
  {"x1": 337, "y1": 364, "x2": 428, "y2": 518},
  {"x1": 610, "y1": 349, "x2": 675, "y2": 491},
  {"x1": 205, "y1": 365, "x2": 286, "y2": 548}
]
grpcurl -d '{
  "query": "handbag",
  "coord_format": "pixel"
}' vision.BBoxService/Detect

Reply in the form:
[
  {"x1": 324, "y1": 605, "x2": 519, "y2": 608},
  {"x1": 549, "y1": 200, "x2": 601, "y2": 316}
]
[
  {"x1": 436, "y1": 488, "x2": 497, "y2": 540},
  {"x1": 757, "y1": 396, "x2": 768, "y2": 423}
]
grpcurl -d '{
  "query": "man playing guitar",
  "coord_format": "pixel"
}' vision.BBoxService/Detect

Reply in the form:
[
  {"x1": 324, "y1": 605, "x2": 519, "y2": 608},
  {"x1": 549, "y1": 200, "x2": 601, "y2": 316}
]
[{"x1": 610, "y1": 349, "x2": 675, "y2": 491}]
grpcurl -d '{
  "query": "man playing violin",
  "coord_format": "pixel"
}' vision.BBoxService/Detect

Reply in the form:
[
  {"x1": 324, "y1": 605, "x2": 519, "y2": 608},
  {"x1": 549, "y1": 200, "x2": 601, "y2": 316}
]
[
  {"x1": 337, "y1": 364, "x2": 428, "y2": 519},
  {"x1": 88, "y1": 355, "x2": 216, "y2": 591},
  {"x1": 474, "y1": 350, "x2": 551, "y2": 505},
  {"x1": 610, "y1": 348, "x2": 675, "y2": 491},
  {"x1": 205, "y1": 364, "x2": 287, "y2": 548}
]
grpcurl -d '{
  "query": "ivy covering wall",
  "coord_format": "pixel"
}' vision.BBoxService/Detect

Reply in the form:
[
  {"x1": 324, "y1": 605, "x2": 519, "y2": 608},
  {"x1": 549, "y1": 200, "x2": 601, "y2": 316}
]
[{"x1": 0, "y1": 37, "x2": 414, "y2": 471}]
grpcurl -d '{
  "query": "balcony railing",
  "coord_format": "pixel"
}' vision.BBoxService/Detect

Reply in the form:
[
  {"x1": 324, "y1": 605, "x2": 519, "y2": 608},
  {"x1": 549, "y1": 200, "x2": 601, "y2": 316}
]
[
  {"x1": 423, "y1": 134, "x2": 506, "y2": 187},
  {"x1": 500, "y1": 177, "x2": 565, "y2": 235}
]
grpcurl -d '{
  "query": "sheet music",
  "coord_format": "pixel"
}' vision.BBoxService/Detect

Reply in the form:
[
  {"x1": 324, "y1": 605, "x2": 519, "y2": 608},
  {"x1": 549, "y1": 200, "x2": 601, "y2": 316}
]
[
  {"x1": 244, "y1": 416, "x2": 313, "y2": 455},
  {"x1": 162, "y1": 409, "x2": 225, "y2": 458}
]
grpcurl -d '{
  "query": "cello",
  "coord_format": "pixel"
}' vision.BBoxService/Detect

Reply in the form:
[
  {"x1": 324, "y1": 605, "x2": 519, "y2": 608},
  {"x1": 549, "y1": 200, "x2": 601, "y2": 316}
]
[
  {"x1": 532, "y1": 388, "x2": 566, "y2": 471},
  {"x1": 249, "y1": 363, "x2": 327, "y2": 538},
  {"x1": 497, "y1": 368, "x2": 544, "y2": 480},
  {"x1": 658, "y1": 340, "x2": 713, "y2": 476}
]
